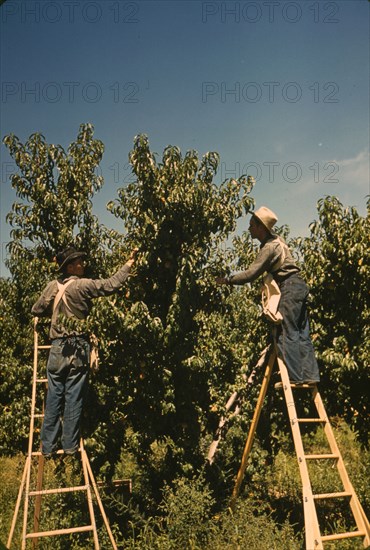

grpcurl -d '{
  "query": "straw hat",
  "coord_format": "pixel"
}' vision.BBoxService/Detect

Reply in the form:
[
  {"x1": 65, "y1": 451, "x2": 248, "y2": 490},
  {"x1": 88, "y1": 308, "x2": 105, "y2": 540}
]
[{"x1": 253, "y1": 206, "x2": 278, "y2": 232}]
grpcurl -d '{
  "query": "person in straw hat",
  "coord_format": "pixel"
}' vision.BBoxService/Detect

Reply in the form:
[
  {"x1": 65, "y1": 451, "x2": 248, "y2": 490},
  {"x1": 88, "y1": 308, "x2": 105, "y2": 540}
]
[
  {"x1": 32, "y1": 245, "x2": 138, "y2": 458},
  {"x1": 217, "y1": 206, "x2": 320, "y2": 384}
]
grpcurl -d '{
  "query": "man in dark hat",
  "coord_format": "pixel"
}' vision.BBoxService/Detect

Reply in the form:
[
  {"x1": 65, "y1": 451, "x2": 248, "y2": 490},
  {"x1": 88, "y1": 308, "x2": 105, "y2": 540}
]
[
  {"x1": 217, "y1": 206, "x2": 320, "y2": 385},
  {"x1": 32, "y1": 246, "x2": 138, "y2": 457}
]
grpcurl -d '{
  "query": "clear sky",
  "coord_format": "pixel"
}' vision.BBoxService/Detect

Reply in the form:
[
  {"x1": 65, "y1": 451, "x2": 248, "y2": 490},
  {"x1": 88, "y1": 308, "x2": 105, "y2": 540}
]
[{"x1": 0, "y1": 0, "x2": 369, "y2": 276}]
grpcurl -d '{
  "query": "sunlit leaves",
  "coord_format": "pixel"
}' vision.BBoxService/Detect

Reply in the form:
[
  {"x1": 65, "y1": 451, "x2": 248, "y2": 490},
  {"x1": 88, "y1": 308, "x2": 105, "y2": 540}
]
[
  {"x1": 2, "y1": 123, "x2": 368, "y2": 536},
  {"x1": 4, "y1": 123, "x2": 105, "y2": 265},
  {"x1": 298, "y1": 196, "x2": 369, "y2": 442}
]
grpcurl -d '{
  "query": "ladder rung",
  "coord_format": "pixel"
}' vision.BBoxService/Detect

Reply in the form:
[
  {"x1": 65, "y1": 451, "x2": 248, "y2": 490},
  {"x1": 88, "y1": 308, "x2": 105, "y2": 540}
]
[
  {"x1": 33, "y1": 414, "x2": 44, "y2": 418},
  {"x1": 31, "y1": 450, "x2": 65, "y2": 456},
  {"x1": 321, "y1": 530, "x2": 366, "y2": 542},
  {"x1": 29, "y1": 485, "x2": 88, "y2": 496},
  {"x1": 313, "y1": 491, "x2": 352, "y2": 500},
  {"x1": 297, "y1": 418, "x2": 326, "y2": 423},
  {"x1": 36, "y1": 378, "x2": 48, "y2": 383},
  {"x1": 37, "y1": 345, "x2": 51, "y2": 349},
  {"x1": 305, "y1": 453, "x2": 339, "y2": 460},
  {"x1": 96, "y1": 479, "x2": 132, "y2": 492},
  {"x1": 292, "y1": 383, "x2": 317, "y2": 388},
  {"x1": 26, "y1": 525, "x2": 94, "y2": 538},
  {"x1": 275, "y1": 382, "x2": 317, "y2": 389}
]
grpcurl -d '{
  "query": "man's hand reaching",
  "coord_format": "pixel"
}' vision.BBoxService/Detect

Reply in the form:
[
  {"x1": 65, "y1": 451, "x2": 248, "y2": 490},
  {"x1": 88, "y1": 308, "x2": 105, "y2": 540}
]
[{"x1": 127, "y1": 247, "x2": 139, "y2": 267}]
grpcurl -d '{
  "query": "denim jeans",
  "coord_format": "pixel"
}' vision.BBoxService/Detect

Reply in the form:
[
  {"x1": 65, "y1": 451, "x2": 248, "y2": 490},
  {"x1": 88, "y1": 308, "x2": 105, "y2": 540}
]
[
  {"x1": 276, "y1": 274, "x2": 320, "y2": 383},
  {"x1": 41, "y1": 336, "x2": 90, "y2": 455}
]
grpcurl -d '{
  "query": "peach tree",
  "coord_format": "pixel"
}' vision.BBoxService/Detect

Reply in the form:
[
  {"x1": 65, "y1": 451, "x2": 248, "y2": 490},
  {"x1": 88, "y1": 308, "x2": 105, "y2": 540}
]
[
  {"x1": 1, "y1": 123, "x2": 111, "y2": 453},
  {"x1": 297, "y1": 196, "x2": 369, "y2": 443}
]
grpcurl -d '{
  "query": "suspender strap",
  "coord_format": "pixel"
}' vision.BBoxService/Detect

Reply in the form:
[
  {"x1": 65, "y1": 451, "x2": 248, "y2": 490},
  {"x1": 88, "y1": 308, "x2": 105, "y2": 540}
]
[{"x1": 51, "y1": 279, "x2": 77, "y2": 325}]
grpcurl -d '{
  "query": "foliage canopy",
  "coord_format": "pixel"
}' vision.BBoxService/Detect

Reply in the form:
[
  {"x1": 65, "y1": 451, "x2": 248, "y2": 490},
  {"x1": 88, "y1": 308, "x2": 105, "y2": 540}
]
[{"x1": 1, "y1": 124, "x2": 368, "y2": 547}]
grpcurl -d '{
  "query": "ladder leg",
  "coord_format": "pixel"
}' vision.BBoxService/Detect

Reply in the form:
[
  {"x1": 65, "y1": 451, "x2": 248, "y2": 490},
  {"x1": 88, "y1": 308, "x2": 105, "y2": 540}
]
[
  {"x1": 80, "y1": 443, "x2": 100, "y2": 550},
  {"x1": 22, "y1": 323, "x2": 40, "y2": 549},
  {"x1": 312, "y1": 390, "x2": 370, "y2": 547},
  {"x1": 32, "y1": 454, "x2": 45, "y2": 549},
  {"x1": 230, "y1": 347, "x2": 276, "y2": 509},
  {"x1": 276, "y1": 356, "x2": 323, "y2": 550},
  {"x1": 21, "y1": 455, "x2": 33, "y2": 550},
  {"x1": 82, "y1": 444, "x2": 118, "y2": 550},
  {"x1": 208, "y1": 346, "x2": 270, "y2": 465},
  {"x1": 7, "y1": 457, "x2": 29, "y2": 549}
]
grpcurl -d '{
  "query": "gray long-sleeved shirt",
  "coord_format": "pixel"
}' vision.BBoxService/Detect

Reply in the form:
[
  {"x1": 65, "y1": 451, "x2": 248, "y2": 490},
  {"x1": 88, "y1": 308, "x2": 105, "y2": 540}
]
[
  {"x1": 32, "y1": 264, "x2": 132, "y2": 339},
  {"x1": 229, "y1": 235, "x2": 300, "y2": 285}
]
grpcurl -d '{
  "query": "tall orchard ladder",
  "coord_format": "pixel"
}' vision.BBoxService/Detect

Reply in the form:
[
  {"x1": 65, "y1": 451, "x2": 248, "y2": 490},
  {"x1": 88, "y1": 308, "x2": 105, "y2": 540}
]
[
  {"x1": 230, "y1": 343, "x2": 370, "y2": 549},
  {"x1": 7, "y1": 318, "x2": 118, "y2": 549}
]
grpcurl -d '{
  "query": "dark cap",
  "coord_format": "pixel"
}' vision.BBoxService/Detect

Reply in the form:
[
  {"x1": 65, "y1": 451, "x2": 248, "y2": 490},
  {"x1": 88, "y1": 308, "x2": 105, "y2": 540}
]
[{"x1": 55, "y1": 247, "x2": 86, "y2": 272}]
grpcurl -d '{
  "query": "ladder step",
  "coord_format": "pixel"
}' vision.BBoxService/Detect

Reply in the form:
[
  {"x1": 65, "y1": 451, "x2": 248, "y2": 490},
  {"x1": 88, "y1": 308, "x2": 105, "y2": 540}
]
[
  {"x1": 31, "y1": 449, "x2": 81, "y2": 457},
  {"x1": 292, "y1": 382, "x2": 317, "y2": 388},
  {"x1": 274, "y1": 382, "x2": 317, "y2": 389},
  {"x1": 26, "y1": 525, "x2": 94, "y2": 539},
  {"x1": 31, "y1": 450, "x2": 65, "y2": 457},
  {"x1": 37, "y1": 345, "x2": 51, "y2": 349},
  {"x1": 305, "y1": 453, "x2": 339, "y2": 460},
  {"x1": 321, "y1": 530, "x2": 366, "y2": 542},
  {"x1": 29, "y1": 485, "x2": 88, "y2": 496},
  {"x1": 33, "y1": 413, "x2": 44, "y2": 418},
  {"x1": 36, "y1": 378, "x2": 48, "y2": 383},
  {"x1": 297, "y1": 418, "x2": 326, "y2": 423},
  {"x1": 313, "y1": 491, "x2": 352, "y2": 500}
]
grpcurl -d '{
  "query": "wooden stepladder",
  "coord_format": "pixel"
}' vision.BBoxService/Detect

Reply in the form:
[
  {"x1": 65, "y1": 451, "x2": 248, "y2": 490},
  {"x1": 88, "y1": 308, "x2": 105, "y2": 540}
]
[
  {"x1": 7, "y1": 318, "x2": 118, "y2": 550},
  {"x1": 231, "y1": 342, "x2": 370, "y2": 550}
]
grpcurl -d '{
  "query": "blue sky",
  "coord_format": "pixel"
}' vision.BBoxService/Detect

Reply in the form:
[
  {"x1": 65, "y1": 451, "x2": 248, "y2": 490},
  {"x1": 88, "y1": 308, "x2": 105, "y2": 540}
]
[{"x1": 1, "y1": 0, "x2": 369, "y2": 276}]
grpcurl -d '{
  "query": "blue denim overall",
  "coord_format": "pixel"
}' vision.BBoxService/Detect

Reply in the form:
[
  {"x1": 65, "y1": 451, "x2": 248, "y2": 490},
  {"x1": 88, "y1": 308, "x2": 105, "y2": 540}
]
[
  {"x1": 41, "y1": 336, "x2": 89, "y2": 455},
  {"x1": 276, "y1": 273, "x2": 320, "y2": 383}
]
